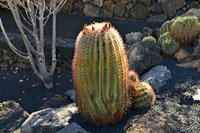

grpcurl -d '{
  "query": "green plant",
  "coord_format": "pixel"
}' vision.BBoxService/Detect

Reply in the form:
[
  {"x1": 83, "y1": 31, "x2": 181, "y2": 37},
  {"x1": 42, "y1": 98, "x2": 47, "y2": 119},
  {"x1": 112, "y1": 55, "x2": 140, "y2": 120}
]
[
  {"x1": 128, "y1": 70, "x2": 140, "y2": 88},
  {"x1": 171, "y1": 16, "x2": 200, "y2": 45},
  {"x1": 72, "y1": 22, "x2": 129, "y2": 126},
  {"x1": 142, "y1": 36, "x2": 157, "y2": 43},
  {"x1": 160, "y1": 20, "x2": 174, "y2": 35},
  {"x1": 158, "y1": 32, "x2": 180, "y2": 55},
  {"x1": 131, "y1": 82, "x2": 156, "y2": 109}
]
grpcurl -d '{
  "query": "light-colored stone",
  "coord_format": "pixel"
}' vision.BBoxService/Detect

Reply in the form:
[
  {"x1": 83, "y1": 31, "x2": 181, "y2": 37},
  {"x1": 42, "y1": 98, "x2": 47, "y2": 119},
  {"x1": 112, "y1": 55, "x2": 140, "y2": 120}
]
[
  {"x1": 56, "y1": 122, "x2": 90, "y2": 133},
  {"x1": 65, "y1": 90, "x2": 76, "y2": 102},
  {"x1": 0, "y1": 101, "x2": 29, "y2": 133},
  {"x1": 20, "y1": 103, "x2": 78, "y2": 133},
  {"x1": 141, "y1": 65, "x2": 171, "y2": 90},
  {"x1": 193, "y1": 89, "x2": 200, "y2": 101},
  {"x1": 93, "y1": 0, "x2": 104, "y2": 7},
  {"x1": 83, "y1": 3, "x2": 100, "y2": 17},
  {"x1": 125, "y1": 32, "x2": 144, "y2": 43},
  {"x1": 102, "y1": 0, "x2": 114, "y2": 12}
]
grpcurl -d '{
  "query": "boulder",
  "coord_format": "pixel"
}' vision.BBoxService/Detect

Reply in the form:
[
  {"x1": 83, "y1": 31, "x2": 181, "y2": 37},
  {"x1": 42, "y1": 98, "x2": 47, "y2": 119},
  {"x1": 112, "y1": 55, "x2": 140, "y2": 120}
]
[
  {"x1": 113, "y1": 3, "x2": 126, "y2": 17},
  {"x1": 125, "y1": 32, "x2": 144, "y2": 44},
  {"x1": 174, "y1": 48, "x2": 189, "y2": 61},
  {"x1": 20, "y1": 103, "x2": 78, "y2": 133},
  {"x1": 56, "y1": 122, "x2": 90, "y2": 133},
  {"x1": 187, "y1": 1, "x2": 200, "y2": 9},
  {"x1": 127, "y1": 42, "x2": 163, "y2": 75},
  {"x1": 65, "y1": 90, "x2": 76, "y2": 102},
  {"x1": 151, "y1": 2, "x2": 163, "y2": 13},
  {"x1": 0, "y1": 101, "x2": 29, "y2": 133},
  {"x1": 129, "y1": 2, "x2": 150, "y2": 19},
  {"x1": 147, "y1": 14, "x2": 166, "y2": 22},
  {"x1": 180, "y1": 8, "x2": 200, "y2": 20},
  {"x1": 124, "y1": 109, "x2": 180, "y2": 133},
  {"x1": 193, "y1": 89, "x2": 200, "y2": 101},
  {"x1": 141, "y1": 65, "x2": 172, "y2": 90},
  {"x1": 140, "y1": 41, "x2": 161, "y2": 55},
  {"x1": 170, "y1": 0, "x2": 186, "y2": 11}
]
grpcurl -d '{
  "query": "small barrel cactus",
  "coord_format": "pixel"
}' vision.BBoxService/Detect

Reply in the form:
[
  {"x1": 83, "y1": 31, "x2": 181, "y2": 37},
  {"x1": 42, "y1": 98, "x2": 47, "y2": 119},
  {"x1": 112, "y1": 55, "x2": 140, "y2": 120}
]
[
  {"x1": 142, "y1": 36, "x2": 157, "y2": 43},
  {"x1": 131, "y1": 82, "x2": 156, "y2": 109},
  {"x1": 171, "y1": 16, "x2": 200, "y2": 45},
  {"x1": 72, "y1": 22, "x2": 129, "y2": 126},
  {"x1": 158, "y1": 32, "x2": 180, "y2": 55},
  {"x1": 128, "y1": 70, "x2": 140, "y2": 89},
  {"x1": 160, "y1": 20, "x2": 174, "y2": 34}
]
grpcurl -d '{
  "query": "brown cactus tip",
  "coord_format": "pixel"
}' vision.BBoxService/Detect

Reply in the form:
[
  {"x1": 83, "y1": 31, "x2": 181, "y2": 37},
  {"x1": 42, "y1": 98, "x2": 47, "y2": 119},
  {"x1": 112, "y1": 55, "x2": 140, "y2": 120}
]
[{"x1": 82, "y1": 22, "x2": 112, "y2": 34}]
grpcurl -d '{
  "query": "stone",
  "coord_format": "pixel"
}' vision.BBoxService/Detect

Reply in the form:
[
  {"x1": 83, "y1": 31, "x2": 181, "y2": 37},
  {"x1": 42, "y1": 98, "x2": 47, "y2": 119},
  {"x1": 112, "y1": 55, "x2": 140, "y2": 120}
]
[
  {"x1": 102, "y1": 0, "x2": 114, "y2": 12},
  {"x1": 93, "y1": 0, "x2": 104, "y2": 7},
  {"x1": 0, "y1": 101, "x2": 29, "y2": 133},
  {"x1": 140, "y1": 41, "x2": 161, "y2": 55},
  {"x1": 187, "y1": 1, "x2": 200, "y2": 9},
  {"x1": 143, "y1": 27, "x2": 153, "y2": 36},
  {"x1": 83, "y1": 3, "x2": 113, "y2": 18},
  {"x1": 141, "y1": 65, "x2": 172, "y2": 90},
  {"x1": 65, "y1": 90, "x2": 76, "y2": 102},
  {"x1": 181, "y1": 8, "x2": 200, "y2": 20},
  {"x1": 154, "y1": 28, "x2": 161, "y2": 39},
  {"x1": 83, "y1": 3, "x2": 100, "y2": 17},
  {"x1": 170, "y1": 0, "x2": 186, "y2": 11},
  {"x1": 126, "y1": 3, "x2": 133, "y2": 11},
  {"x1": 113, "y1": 3, "x2": 126, "y2": 17},
  {"x1": 147, "y1": 14, "x2": 166, "y2": 22},
  {"x1": 124, "y1": 109, "x2": 179, "y2": 133},
  {"x1": 20, "y1": 103, "x2": 78, "y2": 133},
  {"x1": 56, "y1": 122, "x2": 90, "y2": 133},
  {"x1": 193, "y1": 89, "x2": 200, "y2": 101},
  {"x1": 174, "y1": 48, "x2": 189, "y2": 61},
  {"x1": 151, "y1": 2, "x2": 163, "y2": 13},
  {"x1": 125, "y1": 32, "x2": 144, "y2": 44},
  {"x1": 127, "y1": 42, "x2": 163, "y2": 75},
  {"x1": 129, "y1": 2, "x2": 150, "y2": 19}
]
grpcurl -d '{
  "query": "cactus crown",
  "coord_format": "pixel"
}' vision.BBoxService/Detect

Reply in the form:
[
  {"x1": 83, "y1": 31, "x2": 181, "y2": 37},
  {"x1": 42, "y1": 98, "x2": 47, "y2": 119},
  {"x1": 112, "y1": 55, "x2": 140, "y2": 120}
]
[{"x1": 160, "y1": 20, "x2": 174, "y2": 34}]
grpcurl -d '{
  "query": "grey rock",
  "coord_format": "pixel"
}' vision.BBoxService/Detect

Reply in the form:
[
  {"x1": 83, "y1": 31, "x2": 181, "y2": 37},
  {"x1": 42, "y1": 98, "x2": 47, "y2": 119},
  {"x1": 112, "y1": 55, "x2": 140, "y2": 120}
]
[
  {"x1": 113, "y1": 3, "x2": 126, "y2": 17},
  {"x1": 141, "y1": 65, "x2": 172, "y2": 90},
  {"x1": 56, "y1": 122, "x2": 90, "y2": 133},
  {"x1": 140, "y1": 41, "x2": 161, "y2": 55},
  {"x1": 93, "y1": 0, "x2": 104, "y2": 7},
  {"x1": 0, "y1": 101, "x2": 29, "y2": 133},
  {"x1": 151, "y1": 2, "x2": 163, "y2": 13},
  {"x1": 129, "y1": 2, "x2": 150, "y2": 19},
  {"x1": 143, "y1": 27, "x2": 153, "y2": 36},
  {"x1": 127, "y1": 42, "x2": 163, "y2": 75},
  {"x1": 170, "y1": 0, "x2": 186, "y2": 11},
  {"x1": 147, "y1": 14, "x2": 166, "y2": 22},
  {"x1": 125, "y1": 32, "x2": 144, "y2": 44},
  {"x1": 124, "y1": 109, "x2": 180, "y2": 133},
  {"x1": 20, "y1": 103, "x2": 78, "y2": 133},
  {"x1": 181, "y1": 8, "x2": 200, "y2": 20},
  {"x1": 83, "y1": 3, "x2": 113, "y2": 18},
  {"x1": 65, "y1": 90, "x2": 76, "y2": 102}
]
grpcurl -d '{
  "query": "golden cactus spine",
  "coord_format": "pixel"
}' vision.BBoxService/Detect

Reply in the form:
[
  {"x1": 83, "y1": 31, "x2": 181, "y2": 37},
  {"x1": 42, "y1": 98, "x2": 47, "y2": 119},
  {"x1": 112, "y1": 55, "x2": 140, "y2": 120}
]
[{"x1": 72, "y1": 22, "x2": 129, "y2": 126}]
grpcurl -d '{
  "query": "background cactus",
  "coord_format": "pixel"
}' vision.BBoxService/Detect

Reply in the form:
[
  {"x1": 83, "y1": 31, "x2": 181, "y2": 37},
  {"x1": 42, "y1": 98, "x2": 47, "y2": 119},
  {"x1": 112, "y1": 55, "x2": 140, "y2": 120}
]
[
  {"x1": 171, "y1": 16, "x2": 200, "y2": 45},
  {"x1": 158, "y1": 32, "x2": 180, "y2": 55},
  {"x1": 131, "y1": 82, "x2": 156, "y2": 109},
  {"x1": 142, "y1": 36, "x2": 157, "y2": 43},
  {"x1": 72, "y1": 22, "x2": 129, "y2": 126},
  {"x1": 160, "y1": 20, "x2": 174, "y2": 35}
]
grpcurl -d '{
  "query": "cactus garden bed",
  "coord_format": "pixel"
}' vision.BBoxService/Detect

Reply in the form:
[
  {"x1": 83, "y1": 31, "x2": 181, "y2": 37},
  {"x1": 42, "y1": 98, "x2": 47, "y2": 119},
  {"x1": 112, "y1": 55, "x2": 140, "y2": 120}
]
[{"x1": 0, "y1": 9, "x2": 200, "y2": 133}]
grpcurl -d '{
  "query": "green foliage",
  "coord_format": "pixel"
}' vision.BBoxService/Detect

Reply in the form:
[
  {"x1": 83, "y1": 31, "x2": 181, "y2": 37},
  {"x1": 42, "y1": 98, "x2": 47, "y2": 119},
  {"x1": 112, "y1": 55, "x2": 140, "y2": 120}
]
[
  {"x1": 131, "y1": 82, "x2": 156, "y2": 109},
  {"x1": 72, "y1": 22, "x2": 129, "y2": 126},
  {"x1": 142, "y1": 36, "x2": 157, "y2": 43},
  {"x1": 171, "y1": 16, "x2": 200, "y2": 45},
  {"x1": 158, "y1": 32, "x2": 180, "y2": 55}
]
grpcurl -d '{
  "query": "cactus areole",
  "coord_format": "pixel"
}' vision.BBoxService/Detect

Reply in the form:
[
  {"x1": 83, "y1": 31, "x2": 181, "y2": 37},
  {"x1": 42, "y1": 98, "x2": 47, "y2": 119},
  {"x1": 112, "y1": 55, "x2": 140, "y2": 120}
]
[{"x1": 72, "y1": 22, "x2": 129, "y2": 126}]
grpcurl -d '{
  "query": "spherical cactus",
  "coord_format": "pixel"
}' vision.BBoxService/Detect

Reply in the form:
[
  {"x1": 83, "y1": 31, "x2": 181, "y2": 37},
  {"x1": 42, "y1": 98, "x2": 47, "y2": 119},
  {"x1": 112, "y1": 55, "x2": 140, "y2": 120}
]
[
  {"x1": 171, "y1": 16, "x2": 200, "y2": 45},
  {"x1": 160, "y1": 20, "x2": 174, "y2": 35},
  {"x1": 128, "y1": 70, "x2": 140, "y2": 89},
  {"x1": 72, "y1": 22, "x2": 129, "y2": 126},
  {"x1": 131, "y1": 82, "x2": 156, "y2": 109},
  {"x1": 142, "y1": 36, "x2": 157, "y2": 43},
  {"x1": 158, "y1": 32, "x2": 180, "y2": 56}
]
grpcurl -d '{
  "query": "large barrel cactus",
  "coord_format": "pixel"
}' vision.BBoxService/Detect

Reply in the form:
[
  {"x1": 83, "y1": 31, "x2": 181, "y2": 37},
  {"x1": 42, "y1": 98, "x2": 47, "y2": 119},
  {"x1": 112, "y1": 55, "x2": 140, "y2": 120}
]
[
  {"x1": 171, "y1": 16, "x2": 200, "y2": 45},
  {"x1": 72, "y1": 22, "x2": 129, "y2": 126}
]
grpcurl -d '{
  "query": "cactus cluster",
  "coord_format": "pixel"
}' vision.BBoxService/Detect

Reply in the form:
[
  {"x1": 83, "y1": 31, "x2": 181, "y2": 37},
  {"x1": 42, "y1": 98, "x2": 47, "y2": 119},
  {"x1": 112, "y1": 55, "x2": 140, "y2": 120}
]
[
  {"x1": 159, "y1": 16, "x2": 200, "y2": 56},
  {"x1": 73, "y1": 22, "x2": 156, "y2": 126},
  {"x1": 158, "y1": 32, "x2": 180, "y2": 55}
]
